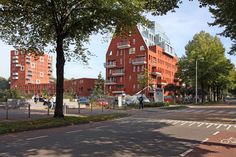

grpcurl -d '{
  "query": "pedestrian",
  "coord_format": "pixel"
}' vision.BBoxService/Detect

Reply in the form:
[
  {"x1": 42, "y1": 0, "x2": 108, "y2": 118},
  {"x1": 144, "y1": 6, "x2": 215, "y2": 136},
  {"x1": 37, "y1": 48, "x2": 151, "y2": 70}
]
[
  {"x1": 33, "y1": 94, "x2": 38, "y2": 104},
  {"x1": 138, "y1": 95, "x2": 144, "y2": 109},
  {"x1": 52, "y1": 95, "x2": 56, "y2": 109}
]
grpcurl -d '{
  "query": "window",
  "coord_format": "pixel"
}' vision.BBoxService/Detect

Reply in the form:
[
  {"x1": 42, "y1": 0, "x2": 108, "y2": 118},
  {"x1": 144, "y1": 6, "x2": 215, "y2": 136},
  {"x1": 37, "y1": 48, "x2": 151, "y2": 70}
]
[
  {"x1": 129, "y1": 47, "x2": 135, "y2": 54},
  {"x1": 116, "y1": 50, "x2": 119, "y2": 56},
  {"x1": 120, "y1": 58, "x2": 122, "y2": 65},
  {"x1": 36, "y1": 79, "x2": 40, "y2": 84},
  {"x1": 21, "y1": 66, "x2": 24, "y2": 71},
  {"x1": 120, "y1": 50, "x2": 123, "y2": 56},
  {"x1": 137, "y1": 66, "x2": 140, "y2": 72},
  {"x1": 129, "y1": 58, "x2": 131, "y2": 63},
  {"x1": 14, "y1": 50, "x2": 18, "y2": 55},
  {"x1": 140, "y1": 45, "x2": 145, "y2": 51},
  {"x1": 109, "y1": 51, "x2": 112, "y2": 56},
  {"x1": 40, "y1": 72, "x2": 44, "y2": 77},
  {"x1": 120, "y1": 77, "x2": 123, "y2": 82},
  {"x1": 40, "y1": 56, "x2": 44, "y2": 62},
  {"x1": 129, "y1": 75, "x2": 132, "y2": 81},
  {"x1": 132, "y1": 39, "x2": 136, "y2": 44},
  {"x1": 31, "y1": 63, "x2": 35, "y2": 68},
  {"x1": 133, "y1": 84, "x2": 136, "y2": 89},
  {"x1": 133, "y1": 66, "x2": 136, "y2": 72}
]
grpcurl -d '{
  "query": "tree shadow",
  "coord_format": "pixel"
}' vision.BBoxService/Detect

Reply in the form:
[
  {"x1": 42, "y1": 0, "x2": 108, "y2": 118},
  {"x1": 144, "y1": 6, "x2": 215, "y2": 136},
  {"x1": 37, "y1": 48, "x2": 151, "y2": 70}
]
[{"x1": 0, "y1": 117, "x2": 222, "y2": 157}]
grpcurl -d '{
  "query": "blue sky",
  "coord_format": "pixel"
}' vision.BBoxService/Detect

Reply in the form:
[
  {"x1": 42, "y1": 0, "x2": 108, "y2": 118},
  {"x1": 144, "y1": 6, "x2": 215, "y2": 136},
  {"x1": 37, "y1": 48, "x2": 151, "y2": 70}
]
[{"x1": 0, "y1": 1, "x2": 235, "y2": 79}]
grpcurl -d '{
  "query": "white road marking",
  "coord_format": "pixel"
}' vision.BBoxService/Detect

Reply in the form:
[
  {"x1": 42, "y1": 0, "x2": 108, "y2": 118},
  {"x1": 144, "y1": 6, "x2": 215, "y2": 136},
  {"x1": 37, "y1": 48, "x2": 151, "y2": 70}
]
[
  {"x1": 206, "y1": 124, "x2": 213, "y2": 128},
  {"x1": 180, "y1": 122, "x2": 188, "y2": 126},
  {"x1": 226, "y1": 125, "x2": 232, "y2": 130},
  {"x1": 180, "y1": 149, "x2": 193, "y2": 157},
  {"x1": 188, "y1": 122, "x2": 195, "y2": 126},
  {"x1": 26, "y1": 136, "x2": 48, "y2": 141},
  {"x1": 66, "y1": 130, "x2": 82, "y2": 134},
  {"x1": 173, "y1": 121, "x2": 180, "y2": 125},
  {"x1": 197, "y1": 123, "x2": 204, "y2": 127},
  {"x1": 216, "y1": 124, "x2": 222, "y2": 129},
  {"x1": 213, "y1": 131, "x2": 220, "y2": 135},
  {"x1": 201, "y1": 138, "x2": 209, "y2": 143}
]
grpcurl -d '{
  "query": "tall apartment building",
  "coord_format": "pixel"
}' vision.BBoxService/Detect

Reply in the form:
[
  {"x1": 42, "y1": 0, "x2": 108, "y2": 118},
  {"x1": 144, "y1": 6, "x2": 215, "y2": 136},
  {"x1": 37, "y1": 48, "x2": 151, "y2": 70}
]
[
  {"x1": 105, "y1": 22, "x2": 178, "y2": 96},
  {"x1": 10, "y1": 50, "x2": 53, "y2": 89}
]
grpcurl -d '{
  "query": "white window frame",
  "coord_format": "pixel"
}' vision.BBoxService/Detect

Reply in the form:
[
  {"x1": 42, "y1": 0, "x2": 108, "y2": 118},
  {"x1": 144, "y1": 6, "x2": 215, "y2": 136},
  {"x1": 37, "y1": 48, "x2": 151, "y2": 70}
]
[
  {"x1": 31, "y1": 63, "x2": 35, "y2": 68},
  {"x1": 40, "y1": 72, "x2": 44, "y2": 77},
  {"x1": 40, "y1": 56, "x2": 44, "y2": 62},
  {"x1": 129, "y1": 47, "x2": 135, "y2": 54}
]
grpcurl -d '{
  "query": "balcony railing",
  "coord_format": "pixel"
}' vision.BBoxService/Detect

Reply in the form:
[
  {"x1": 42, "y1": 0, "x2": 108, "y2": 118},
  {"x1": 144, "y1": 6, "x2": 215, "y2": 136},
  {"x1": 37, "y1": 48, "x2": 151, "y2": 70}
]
[
  {"x1": 104, "y1": 80, "x2": 117, "y2": 85},
  {"x1": 26, "y1": 55, "x2": 31, "y2": 59},
  {"x1": 12, "y1": 72, "x2": 18, "y2": 76},
  {"x1": 112, "y1": 88, "x2": 125, "y2": 94},
  {"x1": 12, "y1": 76, "x2": 18, "y2": 80},
  {"x1": 112, "y1": 69, "x2": 125, "y2": 76},
  {"x1": 117, "y1": 40, "x2": 131, "y2": 49},
  {"x1": 26, "y1": 59, "x2": 30, "y2": 64},
  {"x1": 26, "y1": 76, "x2": 31, "y2": 80},
  {"x1": 13, "y1": 56, "x2": 18, "y2": 59},
  {"x1": 158, "y1": 79, "x2": 167, "y2": 85},
  {"x1": 15, "y1": 64, "x2": 21, "y2": 67},
  {"x1": 12, "y1": 60, "x2": 19, "y2": 64},
  {"x1": 151, "y1": 69, "x2": 161, "y2": 76},
  {"x1": 151, "y1": 60, "x2": 157, "y2": 67},
  {"x1": 132, "y1": 57, "x2": 147, "y2": 65},
  {"x1": 104, "y1": 62, "x2": 116, "y2": 68}
]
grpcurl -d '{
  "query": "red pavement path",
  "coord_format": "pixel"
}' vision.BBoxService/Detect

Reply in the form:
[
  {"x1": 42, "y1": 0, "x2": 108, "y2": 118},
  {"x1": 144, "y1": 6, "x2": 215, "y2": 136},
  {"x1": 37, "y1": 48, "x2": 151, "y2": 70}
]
[{"x1": 186, "y1": 131, "x2": 236, "y2": 157}]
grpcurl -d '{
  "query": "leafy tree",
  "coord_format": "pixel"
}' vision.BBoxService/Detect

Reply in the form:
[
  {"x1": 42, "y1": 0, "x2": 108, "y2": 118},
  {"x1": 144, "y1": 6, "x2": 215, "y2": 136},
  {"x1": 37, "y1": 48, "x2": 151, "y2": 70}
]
[
  {"x1": 93, "y1": 72, "x2": 105, "y2": 98},
  {"x1": 199, "y1": 0, "x2": 236, "y2": 54},
  {"x1": 0, "y1": 77, "x2": 9, "y2": 90},
  {"x1": 138, "y1": 68, "x2": 154, "y2": 93},
  {"x1": 177, "y1": 31, "x2": 235, "y2": 103},
  {"x1": 0, "y1": 0, "x2": 180, "y2": 118}
]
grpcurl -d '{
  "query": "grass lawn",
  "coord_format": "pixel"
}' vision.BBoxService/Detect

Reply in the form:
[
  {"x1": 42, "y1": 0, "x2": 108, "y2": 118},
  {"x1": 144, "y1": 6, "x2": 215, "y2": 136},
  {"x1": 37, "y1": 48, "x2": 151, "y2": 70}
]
[{"x1": 0, "y1": 113, "x2": 129, "y2": 134}]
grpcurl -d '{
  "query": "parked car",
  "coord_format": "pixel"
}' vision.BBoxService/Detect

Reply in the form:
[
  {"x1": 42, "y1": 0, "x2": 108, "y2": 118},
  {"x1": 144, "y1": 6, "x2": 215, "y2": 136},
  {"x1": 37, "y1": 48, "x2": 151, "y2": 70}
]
[
  {"x1": 96, "y1": 98, "x2": 109, "y2": 106},
  {"x1": 78, "y1": 97, "x2": 90, "y2": 106}
]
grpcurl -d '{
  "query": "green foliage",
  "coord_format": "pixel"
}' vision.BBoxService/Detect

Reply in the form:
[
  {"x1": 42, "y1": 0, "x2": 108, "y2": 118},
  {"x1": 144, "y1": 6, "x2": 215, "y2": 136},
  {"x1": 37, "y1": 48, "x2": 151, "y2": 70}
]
[
  {"x1": 63, "y1": 89, "x2": 76, "y2": 101},
  {"x1": 0, "y1": 113, "x2": 129, "y2": 134},
  {"x1": 92, "y1": 72, "x2": 105, "y2": 98},
  {"x1": 199, "y1": 0, "x2": 236, "y2": 54},
  {"x1": 177, "y1": 31, "x2": 235, "y2": 102},
  {"x1": 138, "y1": 68, "x2": 154, "y2": 92},
  {"x1": 0, "y1": 77, "x2": 9, "y2": 90}
]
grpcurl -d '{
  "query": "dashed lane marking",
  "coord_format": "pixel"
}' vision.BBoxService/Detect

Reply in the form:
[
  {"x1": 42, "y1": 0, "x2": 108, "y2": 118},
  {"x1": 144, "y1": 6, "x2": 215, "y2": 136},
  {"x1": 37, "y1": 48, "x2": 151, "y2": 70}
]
[
  {"x1": 180, "y1": 149, "x2": 193, "y2": 157},
  {"x1": 26, "y1": 136, "x2": 48, "y2": 141},
  {"x1": 216, "y1": 124, "x2": 222, "y2": 129},
  {"x1": 66, "y1": 130, "x2": 82, "y2": 134},
  {"x1": 201, "y1": 138, "x2": 209, "y2": 143},
  {"x1": 213, "y1": 131, "x2": 220, "y2": 135},
  {"x1": 206, "y1": 124, "x2": 213, "y2": 128}
]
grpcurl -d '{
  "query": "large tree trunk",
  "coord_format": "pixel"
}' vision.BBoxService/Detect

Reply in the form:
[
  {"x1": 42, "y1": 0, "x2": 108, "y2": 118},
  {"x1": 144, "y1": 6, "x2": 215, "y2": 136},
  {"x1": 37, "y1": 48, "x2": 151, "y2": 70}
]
[{"x1": 54, "y1": 37, "x2": 65, "y2": 118}]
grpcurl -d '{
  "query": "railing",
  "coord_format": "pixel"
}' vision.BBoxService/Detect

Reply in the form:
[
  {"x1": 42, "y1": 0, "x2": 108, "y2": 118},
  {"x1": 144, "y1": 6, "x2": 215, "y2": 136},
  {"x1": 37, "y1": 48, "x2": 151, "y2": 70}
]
[
  {"x1": 104, "y1": 80, "x2": 117, "y2": 85},
  {"x1": 112, "y1": 69, "x2": 125, "y2": 76},
  {"x1": 12, "y1": 72, "x2": 18, "y2": 76},
  {"x1": 13, "y1": 56, "x2": 19, "y2": 60},
  {"x1": 12, "y1": 60, "x2": 19, "y2": 64},
  {"x1": 117, "y1": 40, "x2": 131, "y2": 49},
  {"x1": 132, "y1": 57, "x2": 147, "y2": 65},
  {"x1": 104, "y1": 62, "x2": 116, "y2": 68},
  {"x1": 151, "y1": 69, "x2": 161, "y2": 76}
]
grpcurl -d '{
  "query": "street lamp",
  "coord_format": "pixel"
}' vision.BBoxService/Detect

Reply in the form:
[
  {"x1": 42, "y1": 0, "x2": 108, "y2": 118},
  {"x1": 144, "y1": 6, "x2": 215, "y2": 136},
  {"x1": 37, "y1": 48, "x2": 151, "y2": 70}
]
[{"x1": 195, "y1": 57, "x2": 204, "y2": 104}]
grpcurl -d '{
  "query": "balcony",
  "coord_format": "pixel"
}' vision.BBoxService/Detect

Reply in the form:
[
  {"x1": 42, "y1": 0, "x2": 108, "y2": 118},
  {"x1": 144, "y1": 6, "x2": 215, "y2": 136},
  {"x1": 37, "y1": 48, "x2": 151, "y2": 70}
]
[
  {"x1": 26, "y1": 59, "x2": 30, "y2": 64},
  {"x1": 15, "y1": 64, "x2": 21, "y2": 67},
  {"x1": 151, "y1": 69, "x2": 161, "y2": 76},
  {"x1": 104, "y1": 80, "x2": 117, "y2": 85},
  {"x1": 12, "y1": 60, "x2": 19, "y2": 64},
  {"x1": 112, "y1": 69, "x2": 125, "y2": 76},
  {"x1": 117, "y1": 40, "x2": 131, "y2": 49},
  {"x1": 12, "y1": 76, "x2": 18, "y2": 80},
  {"x1": 132, "y1": 57, "x2": 147, "y2": 65},
  {"x1": 27, "y1": 72, "x2": 32, "y2": 76},
  {"x1": 12, "y1": 72, "x2": 18, "y2": 76},
  {"x1": 158, "y1": 79, "x2": 167, "y2": 85},
  {"x1": 12, "y1": 56, "x2": 19, "y2": 60},
  {"x1": 26, "y1": 76, "x2": 31, "y2": 80},
  {"x1": 104, "y1": 62, "x2": 116, "y2": 68},
  {"x1": 26, "y1": 55, "x2": 31, "y2": 59},
  {"x1": 151, "y1": 60, "x2": 157, "y2": 67},
  {"x1": 112, "y1": 88, "x2": 125, "y2": 94}
]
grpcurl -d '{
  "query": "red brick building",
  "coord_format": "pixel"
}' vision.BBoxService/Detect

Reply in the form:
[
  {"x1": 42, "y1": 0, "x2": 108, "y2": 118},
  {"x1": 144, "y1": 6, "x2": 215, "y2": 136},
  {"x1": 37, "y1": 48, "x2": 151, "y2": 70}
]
[
  {"x1": 10, "y1": 50, "x2": 53, "y2": 88},
  {"x1": 105, "y1": 22, "x2": 178, "y2": 96},
  {"x1": 10, "y1": 50, "x2": 97, "y2": 97}
]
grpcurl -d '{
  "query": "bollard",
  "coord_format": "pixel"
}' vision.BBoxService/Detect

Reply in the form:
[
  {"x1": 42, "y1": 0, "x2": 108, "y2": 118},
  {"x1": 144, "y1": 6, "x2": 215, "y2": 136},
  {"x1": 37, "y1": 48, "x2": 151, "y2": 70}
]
[
  {"x1": 78, "y1": 102, "x2": 80, "y2": 114},
  {"x1": 6, "y1": 102, "x2": 8, "y2": 120},
  {"x1": 47, "y1": 103, "x2": 50, "y2": 116},
  {"x1": 64, "y1": 103, "x2": 67, "y2": 115},
  {"x1": 28, "y1": 103, "x2": 31, "y2": 118}
]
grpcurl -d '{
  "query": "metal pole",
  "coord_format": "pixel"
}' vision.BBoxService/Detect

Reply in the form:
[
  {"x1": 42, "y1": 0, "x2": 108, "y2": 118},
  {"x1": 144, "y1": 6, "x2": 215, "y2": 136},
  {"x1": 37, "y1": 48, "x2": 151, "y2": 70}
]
[
  {"x1": 195, "y1": 60, "x2": 198, "y2": 104},
  {"x1": 6, "y1": 102, "x2": 8, "y2": 120},
  {"x1": 78, "y1": 102, "x2": 80, "y2": 114},
  {"x1": 47, "y1": 103, "x2": 50, "y2": 116},
  {"x1": 28, "y1": 103, "x2": 31, "y2": 118}
]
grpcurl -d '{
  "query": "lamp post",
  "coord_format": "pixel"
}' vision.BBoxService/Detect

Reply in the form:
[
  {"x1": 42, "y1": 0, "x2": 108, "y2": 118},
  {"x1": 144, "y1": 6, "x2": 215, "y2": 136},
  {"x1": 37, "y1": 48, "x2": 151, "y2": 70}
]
[{"x1": 195, "y1": 60, "x2": 198, "y2": 104}]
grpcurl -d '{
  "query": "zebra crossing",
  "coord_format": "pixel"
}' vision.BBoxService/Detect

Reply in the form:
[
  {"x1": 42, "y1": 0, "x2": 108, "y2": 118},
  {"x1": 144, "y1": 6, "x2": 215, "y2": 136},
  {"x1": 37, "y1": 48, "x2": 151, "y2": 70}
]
[
  {"x1": 163, "y1": 108, "x2": 236, "y2": 115},
  {"x1": 159, "y1": 119, "x2": 236, "y2": 131}
]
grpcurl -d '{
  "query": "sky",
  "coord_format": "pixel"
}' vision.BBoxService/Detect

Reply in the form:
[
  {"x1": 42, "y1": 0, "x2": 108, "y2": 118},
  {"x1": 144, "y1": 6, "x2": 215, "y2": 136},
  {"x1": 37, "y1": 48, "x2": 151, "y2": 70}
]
[{"x1": 0, "y1": 1, "x2": 235, "y2": 79}]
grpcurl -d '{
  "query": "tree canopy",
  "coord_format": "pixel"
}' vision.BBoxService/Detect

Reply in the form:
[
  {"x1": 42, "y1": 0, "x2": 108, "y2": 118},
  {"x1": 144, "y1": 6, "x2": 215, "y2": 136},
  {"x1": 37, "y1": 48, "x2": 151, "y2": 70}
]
[{"x1": 177, "y1": 31, "x2": 235, "y2": 102}]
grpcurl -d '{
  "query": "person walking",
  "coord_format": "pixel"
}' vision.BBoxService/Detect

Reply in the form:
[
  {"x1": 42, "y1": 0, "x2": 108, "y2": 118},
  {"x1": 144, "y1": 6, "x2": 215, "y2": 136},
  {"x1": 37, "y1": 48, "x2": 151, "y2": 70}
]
[{"x1": 138, "y1": 95, "x2": 144, "y2": 109}]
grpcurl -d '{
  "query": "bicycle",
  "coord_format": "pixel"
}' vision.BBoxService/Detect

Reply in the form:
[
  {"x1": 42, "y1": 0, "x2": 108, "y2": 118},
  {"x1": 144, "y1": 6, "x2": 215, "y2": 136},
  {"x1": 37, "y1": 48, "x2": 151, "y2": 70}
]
[{"x1": 220, "y1": 137, "x2": 236, "y2": 144}]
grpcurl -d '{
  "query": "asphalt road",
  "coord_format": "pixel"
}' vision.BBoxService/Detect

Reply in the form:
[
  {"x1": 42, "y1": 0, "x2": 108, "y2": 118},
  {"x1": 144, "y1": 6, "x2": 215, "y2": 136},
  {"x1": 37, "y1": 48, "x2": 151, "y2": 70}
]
[{"x1": 0, "y1": 106, "x2": 236, "y2": 157}]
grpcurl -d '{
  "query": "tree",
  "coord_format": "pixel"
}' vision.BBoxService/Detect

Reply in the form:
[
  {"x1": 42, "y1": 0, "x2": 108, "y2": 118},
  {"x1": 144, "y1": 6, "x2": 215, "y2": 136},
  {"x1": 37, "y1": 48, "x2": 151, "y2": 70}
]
[
  {"x1": 199, "y1": 0, "x2": 236, "y2": 54},
  {"x1": 92, "y1": 72, "x2": 105, "y2": 98},
  {"x1": 0, "y1": 77, "x2": 9, "y2": 90},
  {"x1": 177, "y1": 31, "x2": 235, "y2": 103},
  {"x1": 138, "y1": 68, "x2": 154, "y2": 93},
  {"x1": 0, "y1": 0, "x2": 179, "y2": 118}
]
